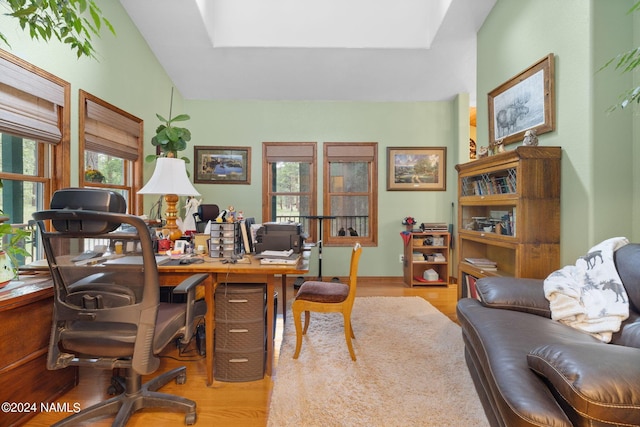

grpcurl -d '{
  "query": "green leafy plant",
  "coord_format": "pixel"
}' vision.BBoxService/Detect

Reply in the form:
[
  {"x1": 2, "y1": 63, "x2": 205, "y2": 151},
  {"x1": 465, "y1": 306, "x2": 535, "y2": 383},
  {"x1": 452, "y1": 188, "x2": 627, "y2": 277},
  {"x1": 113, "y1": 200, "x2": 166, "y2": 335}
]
[
  {"x1": 0, "y1": 223, "x2": 31, "y2": 276},
  {"x1": 0, "y1": 0, "x2": 115, "y2": 59},
  {"x1": 600, "y1": 1, "x2": 640, "y2": 110},
  {"x1": 146, "y1": 89, "x2": 192, "y2": 164}
]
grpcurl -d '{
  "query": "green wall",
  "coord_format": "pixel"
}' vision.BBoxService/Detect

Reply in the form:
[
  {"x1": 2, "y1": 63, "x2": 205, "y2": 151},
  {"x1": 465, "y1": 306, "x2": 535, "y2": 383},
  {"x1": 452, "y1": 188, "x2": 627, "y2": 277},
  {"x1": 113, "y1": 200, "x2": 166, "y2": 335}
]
[
  {"x1": 0, "y1": 1, "x2": 182, "y2": 185},
  {"x1": 1, "y1": 1, "x2": 466, "y2": 278},
  {"x1": 184, "y1": 99, "x2": 461, "y2": 277},
  {"x1": 477, "y1": 0, "x2": 637, "y2": 264}
]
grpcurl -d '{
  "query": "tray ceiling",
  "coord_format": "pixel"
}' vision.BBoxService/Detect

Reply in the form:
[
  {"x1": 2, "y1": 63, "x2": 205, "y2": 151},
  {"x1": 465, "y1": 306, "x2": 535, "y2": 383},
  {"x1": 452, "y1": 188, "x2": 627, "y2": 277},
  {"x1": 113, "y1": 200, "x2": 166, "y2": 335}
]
[{"x1": 120, "y1": 0, "x2": 496, "y2": 103}]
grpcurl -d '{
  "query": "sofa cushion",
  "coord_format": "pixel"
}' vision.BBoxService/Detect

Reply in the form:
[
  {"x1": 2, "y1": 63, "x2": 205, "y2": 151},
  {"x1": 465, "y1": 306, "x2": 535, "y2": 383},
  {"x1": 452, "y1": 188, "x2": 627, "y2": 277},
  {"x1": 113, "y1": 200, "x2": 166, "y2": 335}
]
[
  {"x1": 614, "y1": 243, "x2": 640, "y2": 313},
  {"x1": 612, "y1": 311, "x2": 640, "y2": 349},
  {"x1": 528, "y1": 342, "x2": 640, "y2": 426},
  {"x1": 476, "y1": 277, "x2": 552, "y2": 318},
  {"x1": 457, "y1": 298, "x2": 599, "y2": 426}
]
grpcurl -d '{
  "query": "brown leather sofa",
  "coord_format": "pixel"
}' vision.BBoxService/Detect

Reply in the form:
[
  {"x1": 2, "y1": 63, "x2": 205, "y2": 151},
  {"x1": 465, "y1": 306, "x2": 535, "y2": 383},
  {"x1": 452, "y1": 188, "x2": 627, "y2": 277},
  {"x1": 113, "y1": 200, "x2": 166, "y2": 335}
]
[{"x1": 456, "y1": 243, "x2": 640, "y2": 427}]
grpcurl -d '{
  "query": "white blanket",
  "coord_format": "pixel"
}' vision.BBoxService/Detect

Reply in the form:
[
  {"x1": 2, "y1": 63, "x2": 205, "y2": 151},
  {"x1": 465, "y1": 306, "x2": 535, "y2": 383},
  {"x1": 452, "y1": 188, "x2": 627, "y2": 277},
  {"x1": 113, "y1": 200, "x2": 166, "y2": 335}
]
[{"x1": 543, "y1": 237, "x2": 630, "y2": 342}]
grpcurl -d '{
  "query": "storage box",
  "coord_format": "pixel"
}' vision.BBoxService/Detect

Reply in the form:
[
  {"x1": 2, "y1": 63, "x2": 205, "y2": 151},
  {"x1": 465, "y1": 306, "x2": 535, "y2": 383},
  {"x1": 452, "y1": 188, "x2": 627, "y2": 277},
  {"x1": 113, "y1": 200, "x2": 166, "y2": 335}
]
[
  {"x1": 214, "y1": 348, "x2": 265, "y2": 382},
  {"x1": 423, "y1": 268, "x2": 439, "y2": 281}
]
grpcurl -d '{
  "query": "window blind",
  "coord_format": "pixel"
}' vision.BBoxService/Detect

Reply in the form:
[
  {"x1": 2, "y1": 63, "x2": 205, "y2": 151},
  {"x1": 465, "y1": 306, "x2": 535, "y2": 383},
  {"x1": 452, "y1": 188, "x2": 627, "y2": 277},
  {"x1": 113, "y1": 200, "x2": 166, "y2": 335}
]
[
  {"x1": 84, "y1": 98, "x2": 142, "y2": 161},
  {"x1": 325, "y1": 143, "x2": 376, "y2": 162},
  {"x1": 0, "y1": 54, "x2": 65, "y2": 144},
  {"x1": 265, "y1": 143, "x2": 315, "y2": 163}
]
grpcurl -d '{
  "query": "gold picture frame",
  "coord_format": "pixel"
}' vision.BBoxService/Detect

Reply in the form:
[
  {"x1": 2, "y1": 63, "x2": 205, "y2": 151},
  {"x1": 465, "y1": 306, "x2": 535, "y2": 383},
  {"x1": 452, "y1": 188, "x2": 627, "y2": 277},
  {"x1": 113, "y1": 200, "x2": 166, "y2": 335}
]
[
  {"x1": 194, "y1": 146, "x2": 251, "y2": 184},
  {"x1": 387, "y1": 147, "x2": 446, "y2": 191}
]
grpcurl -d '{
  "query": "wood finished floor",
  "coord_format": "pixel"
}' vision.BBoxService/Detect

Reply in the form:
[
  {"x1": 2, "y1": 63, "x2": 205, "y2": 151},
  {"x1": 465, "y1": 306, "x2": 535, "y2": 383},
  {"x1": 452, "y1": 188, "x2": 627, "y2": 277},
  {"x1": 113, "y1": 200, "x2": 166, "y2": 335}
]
[{"x1": 25, "y1": 278, "x2": 458, "y2": 427}]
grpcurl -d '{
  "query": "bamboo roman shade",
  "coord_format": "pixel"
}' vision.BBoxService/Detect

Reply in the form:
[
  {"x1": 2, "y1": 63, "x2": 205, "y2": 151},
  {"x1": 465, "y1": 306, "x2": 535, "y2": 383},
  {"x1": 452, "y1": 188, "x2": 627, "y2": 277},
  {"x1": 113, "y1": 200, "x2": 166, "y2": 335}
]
[
  {"x1": 84, "y1": 98, "x2": 142, "y2": 161},
  {"x1": 325, "y1": 143, "x2": 376, "y2": 162},
  {"x1": 0, "y1": 58, "x2": 65, "y2": 144},
  {"x1": 265, "y1": 143, "x2": 315, "y2": 163}
]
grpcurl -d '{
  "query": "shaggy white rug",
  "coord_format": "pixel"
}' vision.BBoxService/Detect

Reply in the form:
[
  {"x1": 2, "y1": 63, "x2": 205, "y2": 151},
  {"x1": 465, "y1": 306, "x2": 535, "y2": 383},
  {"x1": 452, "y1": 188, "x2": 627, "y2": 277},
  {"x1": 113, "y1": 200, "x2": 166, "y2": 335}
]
[{"x1": 267, "y1": 296, "x2": 489, "y2": 427}]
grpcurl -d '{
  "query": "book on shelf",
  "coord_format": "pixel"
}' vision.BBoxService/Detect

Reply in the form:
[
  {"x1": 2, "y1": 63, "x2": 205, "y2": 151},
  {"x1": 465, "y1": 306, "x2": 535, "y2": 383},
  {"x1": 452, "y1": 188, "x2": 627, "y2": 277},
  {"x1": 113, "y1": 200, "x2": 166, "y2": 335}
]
[
  {"x1": 470, "y1": 173, "x2": 515, "y2": 196},
  {"x1": 463, "y1": 274, "x2": 481, "y2": 301},
  {"x1": 464, "y1": 257, "x2": 497, "y2": 270},
  {"x1": 432, "y1": 252, "x2": 446, "y2": 262}
]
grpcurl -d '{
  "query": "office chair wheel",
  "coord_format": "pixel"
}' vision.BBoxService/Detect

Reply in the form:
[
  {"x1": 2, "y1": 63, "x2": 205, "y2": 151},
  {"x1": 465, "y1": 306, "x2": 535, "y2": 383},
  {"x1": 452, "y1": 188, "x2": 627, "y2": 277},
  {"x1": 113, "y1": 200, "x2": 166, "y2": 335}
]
[
  {"x1": 185, "y1": 412, "x2": 197, "y2": 425},
  {"x1": 176, "y1": 371, "x2": 187, "y2": 385}
]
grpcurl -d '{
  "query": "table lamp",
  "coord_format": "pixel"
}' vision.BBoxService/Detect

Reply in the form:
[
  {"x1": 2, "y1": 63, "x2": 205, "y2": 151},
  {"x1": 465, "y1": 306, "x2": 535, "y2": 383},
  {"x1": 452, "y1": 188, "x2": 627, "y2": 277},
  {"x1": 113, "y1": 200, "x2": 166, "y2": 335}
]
[{"x1": 138, "y1": 157, "x2": 200, "y2": 241}]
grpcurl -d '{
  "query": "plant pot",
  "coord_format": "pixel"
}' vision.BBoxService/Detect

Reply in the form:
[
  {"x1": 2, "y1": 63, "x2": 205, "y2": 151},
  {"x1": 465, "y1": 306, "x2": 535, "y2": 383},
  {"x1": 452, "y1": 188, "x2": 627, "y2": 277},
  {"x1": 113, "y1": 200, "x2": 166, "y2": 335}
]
[{"x1": 0, "y1": 250, "x2": 15, "y2": 287}]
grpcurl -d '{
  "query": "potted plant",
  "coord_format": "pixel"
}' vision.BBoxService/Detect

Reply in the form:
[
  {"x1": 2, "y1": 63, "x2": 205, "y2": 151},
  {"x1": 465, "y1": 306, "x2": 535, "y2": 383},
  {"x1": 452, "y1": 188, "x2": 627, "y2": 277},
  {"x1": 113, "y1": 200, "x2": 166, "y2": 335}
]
[
  {"x1": 85, "y1": 168, "x2": 105, "y2": 183},
  {"x1": 146, "y1": 89, "x2": 192, "y2": 164},
  {"x1": 0, "y1": 222, "x2": 31, "y2": 286},
  {"x1": 600, "y1": 1, "x2": 640, "y2": 110}
]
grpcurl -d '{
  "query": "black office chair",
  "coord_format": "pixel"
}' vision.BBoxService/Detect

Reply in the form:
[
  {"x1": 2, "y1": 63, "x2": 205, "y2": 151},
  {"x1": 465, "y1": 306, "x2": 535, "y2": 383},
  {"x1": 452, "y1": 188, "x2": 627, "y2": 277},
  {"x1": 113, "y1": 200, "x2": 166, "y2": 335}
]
[
  {"x1": 33, "y1": 188, "x2": 208, "y2": 426},
  {"x1": 193, "y1": 204, "x2": 219, "y2": 233}
]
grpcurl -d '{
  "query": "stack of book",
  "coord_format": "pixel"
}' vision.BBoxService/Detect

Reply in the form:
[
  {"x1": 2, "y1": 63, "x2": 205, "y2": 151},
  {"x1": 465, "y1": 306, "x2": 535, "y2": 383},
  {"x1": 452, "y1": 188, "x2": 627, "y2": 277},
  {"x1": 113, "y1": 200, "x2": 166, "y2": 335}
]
[
  {"x1": 464, "y1": 257, "x2": 497, "y2": 271},
  {"x1": 420, "y1": 222, "x2": 448, "y2": 232},
  {"x1": 432, "y1": 253, "x2": 446, "y2": 262}
]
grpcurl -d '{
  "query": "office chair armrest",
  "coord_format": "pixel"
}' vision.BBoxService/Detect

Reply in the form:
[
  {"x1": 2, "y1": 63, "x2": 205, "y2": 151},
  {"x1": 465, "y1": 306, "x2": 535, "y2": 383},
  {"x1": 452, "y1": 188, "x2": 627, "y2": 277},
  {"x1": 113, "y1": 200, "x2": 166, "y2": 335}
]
[
  {"x1": 171, "y1": 273, "x2": 208, "y2": 347},
  {"x1": 172, "y1": 273, "x2": 208, "y2": 295}
]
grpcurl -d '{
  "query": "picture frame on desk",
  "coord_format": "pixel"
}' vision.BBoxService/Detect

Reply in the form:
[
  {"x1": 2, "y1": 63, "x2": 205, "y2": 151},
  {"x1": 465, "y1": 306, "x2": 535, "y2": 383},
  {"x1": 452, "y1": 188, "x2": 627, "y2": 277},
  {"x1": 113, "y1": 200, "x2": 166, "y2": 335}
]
[
  {"x1": 488, "y1": 53, "x2": 555, "y2": 146},
  {"x1": 173, "y1": 240, "x2": 186, "y2": 254},
  {"x1": 194, "y1": 146, "x2": 251, "y2": 184},
  {"x1": 387, "y1": 147, "x2": 446, "y2": 191}
]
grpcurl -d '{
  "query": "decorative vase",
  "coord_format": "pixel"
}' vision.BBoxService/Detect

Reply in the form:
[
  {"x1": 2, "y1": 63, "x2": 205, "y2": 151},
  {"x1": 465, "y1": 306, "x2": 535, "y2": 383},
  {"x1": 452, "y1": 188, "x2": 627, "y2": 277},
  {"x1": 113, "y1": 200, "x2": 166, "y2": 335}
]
[{"x1": 0, "y1": 250, "x2": 15, "y2": 287}]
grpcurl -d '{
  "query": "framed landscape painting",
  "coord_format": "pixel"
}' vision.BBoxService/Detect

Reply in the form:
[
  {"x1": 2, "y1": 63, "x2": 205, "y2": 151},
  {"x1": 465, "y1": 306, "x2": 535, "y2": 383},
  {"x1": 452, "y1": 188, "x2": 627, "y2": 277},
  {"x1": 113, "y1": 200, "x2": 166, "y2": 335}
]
[
  {"x1": 194, "y1": 146, "x2": 251, "y2": 184},
  {"x1": 387, "y1": 147, "x2": 446, "y2": 191},
  {"x1": 488, "y1": 53, "x2": 555, "y2": 145}
]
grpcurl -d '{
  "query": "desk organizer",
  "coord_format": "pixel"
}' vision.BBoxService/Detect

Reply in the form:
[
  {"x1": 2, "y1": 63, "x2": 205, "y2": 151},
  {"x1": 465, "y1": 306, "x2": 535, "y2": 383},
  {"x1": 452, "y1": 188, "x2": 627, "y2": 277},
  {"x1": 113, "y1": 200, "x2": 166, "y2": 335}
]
[
  {"x1": 209, "y1": 222, "x2": 242, "y2": 258},
  {"x1": 214, "y1": 284, "x2": 266, "y2": 382}
]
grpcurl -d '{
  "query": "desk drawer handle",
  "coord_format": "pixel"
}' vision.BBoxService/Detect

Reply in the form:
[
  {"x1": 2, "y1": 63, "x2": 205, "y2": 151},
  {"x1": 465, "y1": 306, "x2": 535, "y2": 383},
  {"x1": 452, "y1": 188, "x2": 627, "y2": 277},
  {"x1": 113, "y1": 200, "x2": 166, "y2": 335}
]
[
  {"x1": 229, "y1": 299, "x2": 248, "y2": 303},
  {"x1": 229, "y1": 329, "x2": 249, "y2": 333},
  {"x1": 230, "y1": 358, "x2": 249, "y2": 363}
]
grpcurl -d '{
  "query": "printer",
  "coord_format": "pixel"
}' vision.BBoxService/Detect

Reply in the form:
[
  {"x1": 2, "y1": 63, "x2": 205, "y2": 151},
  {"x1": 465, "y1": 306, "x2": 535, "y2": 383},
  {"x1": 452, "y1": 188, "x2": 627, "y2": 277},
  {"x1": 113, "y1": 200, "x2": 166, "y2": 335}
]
[{"x1": 254, "y1": 222, "x2": 307, "y2": 254}]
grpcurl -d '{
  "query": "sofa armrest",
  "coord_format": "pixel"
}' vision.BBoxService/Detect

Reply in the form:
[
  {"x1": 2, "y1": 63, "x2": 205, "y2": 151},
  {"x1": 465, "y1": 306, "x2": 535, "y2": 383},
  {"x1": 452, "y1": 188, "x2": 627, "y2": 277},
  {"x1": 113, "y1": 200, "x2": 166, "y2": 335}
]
[
  {"x1": 527, "y1": 342, "x2": 640, "y2": 425},
  {"x1": 476, "y1": 277, "x2": 551, "y2": 318}
]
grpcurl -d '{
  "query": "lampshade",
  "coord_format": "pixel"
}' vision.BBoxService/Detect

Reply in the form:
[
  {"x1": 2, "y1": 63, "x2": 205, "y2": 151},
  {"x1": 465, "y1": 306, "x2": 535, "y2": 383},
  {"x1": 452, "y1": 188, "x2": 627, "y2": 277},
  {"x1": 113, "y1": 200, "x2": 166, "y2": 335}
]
[{"x1": 138, "y1": 157, "x2": 200, "y2": 196}]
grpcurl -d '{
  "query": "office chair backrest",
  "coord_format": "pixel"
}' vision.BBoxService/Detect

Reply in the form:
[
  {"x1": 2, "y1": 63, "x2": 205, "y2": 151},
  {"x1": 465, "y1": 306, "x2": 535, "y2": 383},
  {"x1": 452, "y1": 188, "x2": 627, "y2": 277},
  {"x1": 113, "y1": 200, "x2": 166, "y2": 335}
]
[
  {"x1": 50, "y1": 187, "x2": 127, "y2": 234},
  {"x1": 197, "y1": 204, "x2": 219, "y2": 221},
  {"x1": 194, "y1": 204, "x2": 220, "y2": 232},
  {"x1": 33, "y1": 188, "x2": 162, "y2": 375}
]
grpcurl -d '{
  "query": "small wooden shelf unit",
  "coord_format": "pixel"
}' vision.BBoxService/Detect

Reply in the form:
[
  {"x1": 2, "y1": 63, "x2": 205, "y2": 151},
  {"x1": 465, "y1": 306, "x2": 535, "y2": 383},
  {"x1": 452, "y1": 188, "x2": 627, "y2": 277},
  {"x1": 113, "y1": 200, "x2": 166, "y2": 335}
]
[
  {"x1": 403, "y1": 231, "x2": 450, "y2": 287},
  {"x1": 455, "y1": 146, "x2": 561, "y2": 297}
]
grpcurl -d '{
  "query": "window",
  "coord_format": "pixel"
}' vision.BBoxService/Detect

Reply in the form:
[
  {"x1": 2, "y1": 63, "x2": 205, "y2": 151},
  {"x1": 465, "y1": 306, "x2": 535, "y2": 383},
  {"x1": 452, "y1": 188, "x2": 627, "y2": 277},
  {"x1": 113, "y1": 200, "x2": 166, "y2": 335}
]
[
  {"x1": 0, "y1": 49, "x2": 71, "y2": 264},
  {"x1": 79, "y1": 90, "x2": 143, "y2": 214},
  {"x1": 262, "y1": 142, "x2": 317, "y2": 241},
  {"x1": 323, "y1": 142, "x2": 378, "y2": 246}
]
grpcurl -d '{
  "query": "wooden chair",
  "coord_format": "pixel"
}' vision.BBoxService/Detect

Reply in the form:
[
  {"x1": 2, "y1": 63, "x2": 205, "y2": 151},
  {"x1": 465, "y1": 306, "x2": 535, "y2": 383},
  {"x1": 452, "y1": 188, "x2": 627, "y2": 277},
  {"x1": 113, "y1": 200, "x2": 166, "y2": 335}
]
[{"x1": 292, "y1": 242, "x2": 362, "y2": 361}]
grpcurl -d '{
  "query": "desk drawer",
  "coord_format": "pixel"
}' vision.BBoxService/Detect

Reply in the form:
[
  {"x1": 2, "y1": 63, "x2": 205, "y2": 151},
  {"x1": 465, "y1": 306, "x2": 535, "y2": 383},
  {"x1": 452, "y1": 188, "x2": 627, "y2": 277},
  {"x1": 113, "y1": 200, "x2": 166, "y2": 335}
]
[
  {"x1": 214, "y1": 348, "x2": 265, "y2": 382},
  {"x1": 215, "y1": 319, "x2": 265, "y2": 350},
  {"x1": 215, "y1": 285, "x2": 265, "y2": 321}
]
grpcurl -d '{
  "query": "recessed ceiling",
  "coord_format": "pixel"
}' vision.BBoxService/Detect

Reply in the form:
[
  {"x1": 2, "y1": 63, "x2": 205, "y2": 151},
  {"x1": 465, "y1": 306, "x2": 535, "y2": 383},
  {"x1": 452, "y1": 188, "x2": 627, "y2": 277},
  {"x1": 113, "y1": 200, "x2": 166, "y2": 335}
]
[{"x1": 120, "y1": 0, "x2": 495, "y2": 103}]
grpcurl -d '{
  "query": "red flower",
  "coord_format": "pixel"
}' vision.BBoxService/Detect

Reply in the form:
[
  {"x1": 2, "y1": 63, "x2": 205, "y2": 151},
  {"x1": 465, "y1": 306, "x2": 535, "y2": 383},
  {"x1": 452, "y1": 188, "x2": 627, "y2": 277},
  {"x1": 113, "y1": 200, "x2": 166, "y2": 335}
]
[{"x1": 403, "y1": 216, "x2": 416, "y2": 226}]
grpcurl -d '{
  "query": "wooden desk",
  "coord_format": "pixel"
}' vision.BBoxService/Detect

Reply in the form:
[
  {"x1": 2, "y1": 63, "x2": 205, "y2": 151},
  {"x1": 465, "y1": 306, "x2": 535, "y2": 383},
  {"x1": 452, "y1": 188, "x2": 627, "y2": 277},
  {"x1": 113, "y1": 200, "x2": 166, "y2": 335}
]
[
  {"x1": 158, "y1": 255, "x2": 308, "y2": 386},
  {"x1": 0, "y1": 274, "x2": 78, "y2": 426}
]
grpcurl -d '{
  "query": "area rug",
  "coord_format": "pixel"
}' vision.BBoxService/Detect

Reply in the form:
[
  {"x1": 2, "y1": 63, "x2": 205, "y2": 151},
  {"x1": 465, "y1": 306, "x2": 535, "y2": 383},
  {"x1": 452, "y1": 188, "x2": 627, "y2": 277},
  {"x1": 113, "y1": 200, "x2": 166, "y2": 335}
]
[{"x1": 267, "y1": 296, "x2": 489, "y2": 427}]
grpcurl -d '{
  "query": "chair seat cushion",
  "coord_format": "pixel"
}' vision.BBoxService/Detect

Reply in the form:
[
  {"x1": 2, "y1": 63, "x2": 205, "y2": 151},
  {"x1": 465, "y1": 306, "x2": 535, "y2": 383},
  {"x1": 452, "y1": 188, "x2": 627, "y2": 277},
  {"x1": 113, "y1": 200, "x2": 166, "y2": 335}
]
[{"x1": 296, "y1": 281, "x2": 350, "y2": 303}]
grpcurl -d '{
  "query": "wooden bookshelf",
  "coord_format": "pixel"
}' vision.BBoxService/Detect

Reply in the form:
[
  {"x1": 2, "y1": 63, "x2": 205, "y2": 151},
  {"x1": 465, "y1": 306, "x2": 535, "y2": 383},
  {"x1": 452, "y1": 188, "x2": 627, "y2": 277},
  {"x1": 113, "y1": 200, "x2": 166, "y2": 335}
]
[
  {"x1": 403, "y1": 231, "x2": 450, "y2": 287},
  {"x1": 455, "y1": 146, "x2": 561, "y2": 297}
]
